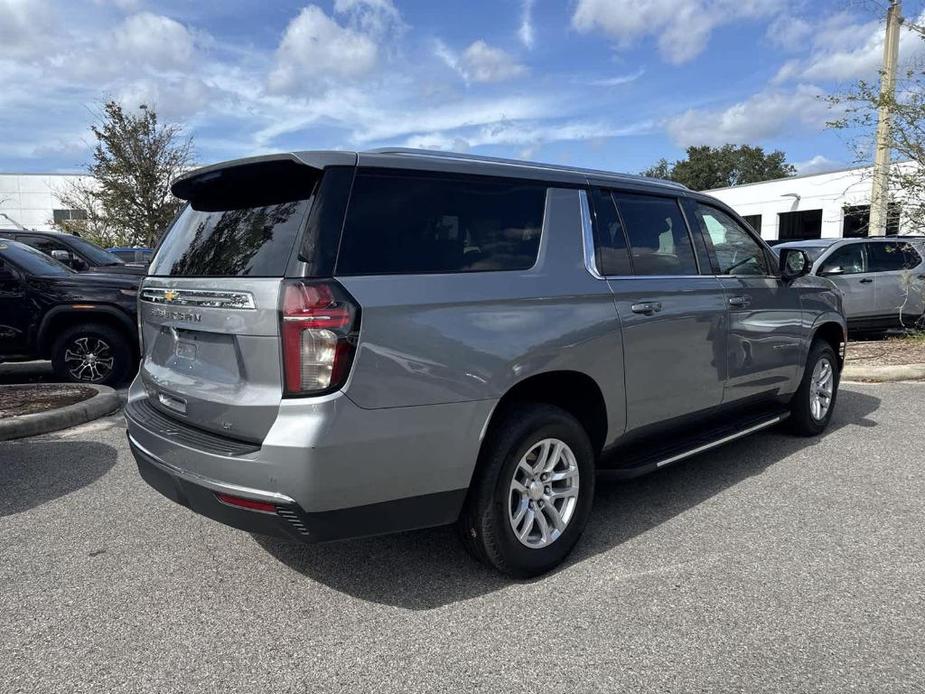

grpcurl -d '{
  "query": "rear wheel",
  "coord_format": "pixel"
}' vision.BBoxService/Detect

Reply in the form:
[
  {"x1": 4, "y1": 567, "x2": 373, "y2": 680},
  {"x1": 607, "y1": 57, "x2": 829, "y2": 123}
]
[
  {"x1": 458, "y1": 404, "x2": 595, "y2": 578},
  {"x1": 52, "y1": 323, "x2": 132, "y2": 387},
  {"x1": 789, "y1": 340, "x2": 839, "y2": 436}
]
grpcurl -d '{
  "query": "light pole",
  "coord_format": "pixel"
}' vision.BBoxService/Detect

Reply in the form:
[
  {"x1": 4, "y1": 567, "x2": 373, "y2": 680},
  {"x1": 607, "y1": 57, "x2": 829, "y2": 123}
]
[{"x1": 869, "y1": 0, "x2": 902, "y2": 236}]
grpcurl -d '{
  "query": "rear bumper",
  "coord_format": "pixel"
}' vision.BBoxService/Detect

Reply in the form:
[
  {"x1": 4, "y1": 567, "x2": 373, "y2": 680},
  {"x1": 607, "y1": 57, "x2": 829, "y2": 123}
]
[
  {"x1": 130, "y1": 436, "x2": 466, "y2": 542},
  {"x1": 124, "y1": 378, "x2": 492, "y2": 542}
]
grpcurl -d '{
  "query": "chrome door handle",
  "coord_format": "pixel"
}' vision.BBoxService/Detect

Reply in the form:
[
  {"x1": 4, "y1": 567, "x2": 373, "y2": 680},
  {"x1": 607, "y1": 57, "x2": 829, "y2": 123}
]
[
  {"x1": 728, "y1": 296, "x2": 751, "y2": 308},
  {"x1": 859, "y1": 278, "x2": 873, "y2": 284},
  {"x1": 631, "y1": 302, "x2": 662, "y2": 315}
]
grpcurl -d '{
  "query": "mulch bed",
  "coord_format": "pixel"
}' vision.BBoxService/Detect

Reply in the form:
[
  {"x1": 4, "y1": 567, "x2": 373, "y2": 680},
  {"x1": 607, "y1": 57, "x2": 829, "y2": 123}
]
[
  {"x1": 846, "y1": 334, "x2": 925, "y2": 367},
  {"x1": 0, "y1": 384, "x2": 96, "y2": 418}
]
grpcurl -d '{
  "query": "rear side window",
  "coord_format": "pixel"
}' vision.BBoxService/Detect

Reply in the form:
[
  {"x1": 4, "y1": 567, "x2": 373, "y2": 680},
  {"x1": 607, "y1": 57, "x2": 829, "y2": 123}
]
[
  {"x1": 865, "y1": 242, "x2": 922, "y2": 272},
  {"x1": 336, "y1": 170, "x2": 546, "y2": 275},
  {"x1": 612, "y1": 193, "x2": 698, "y2": 276},
  {"x1": 589, "y1": 188, "x2": 632, "y2": 276}
]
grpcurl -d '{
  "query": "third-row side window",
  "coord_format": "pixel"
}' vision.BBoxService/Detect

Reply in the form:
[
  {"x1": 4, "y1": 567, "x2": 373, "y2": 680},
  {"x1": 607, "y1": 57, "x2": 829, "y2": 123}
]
[{"x1": 336, "y1": 170, "x2": 547, "y2": 275}]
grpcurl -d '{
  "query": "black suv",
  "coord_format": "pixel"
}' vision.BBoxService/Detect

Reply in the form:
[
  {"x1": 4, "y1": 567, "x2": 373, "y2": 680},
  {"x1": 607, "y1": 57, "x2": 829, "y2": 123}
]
[
  {"x1": 0, "y1": 239, "x2": 140, "y2": 385},
  {"x1": 0, "y1": 229, "x2": 146, "y2": 276}
]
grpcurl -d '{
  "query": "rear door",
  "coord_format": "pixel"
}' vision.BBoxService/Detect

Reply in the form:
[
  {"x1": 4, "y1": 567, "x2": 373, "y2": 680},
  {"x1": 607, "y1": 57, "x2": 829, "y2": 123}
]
[
  {"x1": 865, "y1": 241, "x2": 925, "y2": 321},
  {"x1": 139, "y1": 160, "x2": 324, "y2": 442},
  {"x1": 591, "y1": 188, "x2": 726, "y2": 430},
  {"x1": 685, "y1": 200, "x2": 803, "y2": 403},
  {"x1": 817, "y1": 243, "x2": 877, "y2": 320}
]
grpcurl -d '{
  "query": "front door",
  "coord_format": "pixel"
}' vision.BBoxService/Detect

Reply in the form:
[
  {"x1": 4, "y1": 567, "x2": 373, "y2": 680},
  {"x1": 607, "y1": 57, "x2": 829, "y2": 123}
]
[
  {"x1": 590, "y1": 189, "x2": 726, "y2": 431},
  {"x1": 686, "y1": 201, "x2": 803, "y2": 403},
  {"x1": 817, "y1": 243, "x2": 878, "y2": 321},
  {"x1": 0, "y1": 257, "x2": 29, "y2": 356}
]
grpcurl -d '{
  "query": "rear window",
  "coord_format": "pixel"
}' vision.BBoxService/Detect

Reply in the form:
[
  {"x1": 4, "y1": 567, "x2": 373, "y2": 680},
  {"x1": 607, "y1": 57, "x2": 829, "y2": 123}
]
[
  {"x1": 150, "y1": 161, "x2": 317, "y2": 277},
  {"x1": 336, "y1": 170, "x2": 547, "y2": 275}
]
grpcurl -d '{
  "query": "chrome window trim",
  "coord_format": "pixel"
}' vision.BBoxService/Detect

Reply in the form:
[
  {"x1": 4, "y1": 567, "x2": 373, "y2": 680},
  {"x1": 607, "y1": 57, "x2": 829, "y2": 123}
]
[
  {"x1": 140, "y1": 287, "x2": 257, "y2": 310},
  {"x1": 579, "y1": 190, "x2": 604, "y2": 280}
]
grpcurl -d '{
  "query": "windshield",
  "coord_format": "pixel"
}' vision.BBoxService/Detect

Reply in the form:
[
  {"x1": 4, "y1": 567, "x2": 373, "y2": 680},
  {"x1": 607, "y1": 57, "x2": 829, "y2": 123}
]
[
  {"x1": 0, "y1": 240, "x2": 74, "y2": 276},
  {"x1": 67, "y1": 236, "x2": 125, "y2": 266}
]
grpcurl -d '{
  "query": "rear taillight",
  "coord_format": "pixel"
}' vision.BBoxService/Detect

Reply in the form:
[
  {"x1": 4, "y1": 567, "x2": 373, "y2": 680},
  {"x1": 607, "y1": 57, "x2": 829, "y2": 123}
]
[{"x1": 280, "y1": 280, "x2": 360, "y2": 396}]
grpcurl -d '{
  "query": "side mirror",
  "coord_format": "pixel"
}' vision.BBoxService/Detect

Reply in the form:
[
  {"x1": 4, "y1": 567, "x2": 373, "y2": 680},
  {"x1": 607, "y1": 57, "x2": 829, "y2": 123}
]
[
  {"x1": 780, "y1": 248, "x2": 811, "y2": 282},
  {"x1": 820, "y1": 266, "x2": 845, "y2": 276}
]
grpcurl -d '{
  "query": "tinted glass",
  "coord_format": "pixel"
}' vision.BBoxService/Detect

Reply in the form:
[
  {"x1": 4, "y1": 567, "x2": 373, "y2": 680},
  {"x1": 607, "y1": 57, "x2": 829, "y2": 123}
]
[
  {"x1": 337, "y1": 171, "x2": 546, "y2": 275},
  {"x1": 0, "y1": 240, "x2": 74, "y2": 276},
  {"x1": 150, "y1": 200, "x2": 311, "y2": 277},
  {"x1": 819, "y1": 244, "x2": 866, "y2": 275},
  {"x1": 866, "y1": 242, "x2": 922, "y2": 272},
  {"x1": 589, "y1": 188, "x2": 632, "y2": 275},
  {"x1": 65, "y1": 236, "x2": 124, "y2": 266},
  {"x1": 612, "y1": 193, "x2": 697, "y2": 276},
  {"x1": 693, "y1": 204, "x2": 768, "y2": 276}
]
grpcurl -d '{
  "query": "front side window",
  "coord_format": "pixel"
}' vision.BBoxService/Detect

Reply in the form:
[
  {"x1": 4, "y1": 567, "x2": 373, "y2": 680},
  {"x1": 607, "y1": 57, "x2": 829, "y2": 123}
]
[
  {"x1": 819, "y1": 244, "x2": 867, "y2": 275},
  {"x1": 866, "y1": 242, "x2": 922, "y2": 272},
  {"x1": 612, "y1": 193, "x2": 697, "y2": 276},
  {"x1": 692, "y1": 204, "x2": 769, "y2": 276},
  {"x1": 336, "y1": 170, "x2": 546, "y2": 275}
]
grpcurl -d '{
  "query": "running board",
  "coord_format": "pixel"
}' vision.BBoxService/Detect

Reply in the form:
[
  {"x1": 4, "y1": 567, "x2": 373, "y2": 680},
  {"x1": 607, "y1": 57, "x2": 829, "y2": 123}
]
[{"x1": 598, "y1": 411, "x2": 789, "y2": 480}]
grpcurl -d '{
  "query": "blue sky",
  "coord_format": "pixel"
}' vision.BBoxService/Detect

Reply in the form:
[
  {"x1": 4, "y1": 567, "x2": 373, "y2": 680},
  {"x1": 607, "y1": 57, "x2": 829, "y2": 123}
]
[{"x1": 2, "y1": 0, "x2": 924, "y2": 175}]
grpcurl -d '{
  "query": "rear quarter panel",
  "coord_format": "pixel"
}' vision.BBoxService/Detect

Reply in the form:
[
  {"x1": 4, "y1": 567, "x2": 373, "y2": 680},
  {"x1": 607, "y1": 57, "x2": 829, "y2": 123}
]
[{"x1": 336, "y1": 187, "x2": 627, "y2": 444}]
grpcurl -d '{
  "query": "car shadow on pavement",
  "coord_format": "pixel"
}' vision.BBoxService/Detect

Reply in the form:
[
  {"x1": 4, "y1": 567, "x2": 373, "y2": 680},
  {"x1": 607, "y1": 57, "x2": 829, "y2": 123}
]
[
  {"x1": 0, "y1": 440, "x2": 117, "y2": 517},
  {"x1": 256, "y1": 387, "x2": 881, "y2": 610}
]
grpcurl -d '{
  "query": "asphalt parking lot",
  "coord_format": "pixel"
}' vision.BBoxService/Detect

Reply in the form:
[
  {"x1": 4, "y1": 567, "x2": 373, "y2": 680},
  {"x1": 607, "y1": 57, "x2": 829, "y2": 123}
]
[{"x1": 2, "y1": 382, "x2": 924, "y2": 693}]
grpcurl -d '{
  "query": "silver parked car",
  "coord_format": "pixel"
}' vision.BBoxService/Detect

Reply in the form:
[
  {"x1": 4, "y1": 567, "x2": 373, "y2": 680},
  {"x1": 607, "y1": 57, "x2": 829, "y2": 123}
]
[
  {"x1": 775, "y1": 237, "x2": 925, "y2": 334},
  {"x1": 125, "y1": 149, "x2": 846, "y2": 577}
]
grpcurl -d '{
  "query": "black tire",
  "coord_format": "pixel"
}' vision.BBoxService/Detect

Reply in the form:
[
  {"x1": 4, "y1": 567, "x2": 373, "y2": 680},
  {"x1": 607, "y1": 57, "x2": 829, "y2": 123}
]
[
  {"x1": 458, "y1": 404, "x2": 595, "y2": 578},
  {"x1": 51, "y1": 323, "x2": 133, "y2": 387},
  {"x1": 788, "y1": 340, "x2": 840, "y2": 437}
]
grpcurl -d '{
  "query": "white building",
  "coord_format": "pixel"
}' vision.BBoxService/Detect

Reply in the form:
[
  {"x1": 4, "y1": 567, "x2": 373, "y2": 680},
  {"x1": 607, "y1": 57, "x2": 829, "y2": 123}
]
[
  {"x1": 707, "y1": 163, "x2": 920, "y2": 242},
  {"x1": 0, "y1": 172, "x2": 91, "y2": 231}
]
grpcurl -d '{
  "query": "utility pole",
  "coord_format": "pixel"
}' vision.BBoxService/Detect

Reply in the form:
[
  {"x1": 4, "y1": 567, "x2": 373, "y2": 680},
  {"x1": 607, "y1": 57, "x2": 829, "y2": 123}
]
[{"x1": 869, "y1": 0, "x2": 902, "y2": 236}]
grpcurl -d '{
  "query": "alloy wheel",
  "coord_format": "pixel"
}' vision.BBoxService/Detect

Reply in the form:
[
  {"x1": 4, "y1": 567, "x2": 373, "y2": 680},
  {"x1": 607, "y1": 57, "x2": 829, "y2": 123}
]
[
  {"x1": 64, "y1": 336, "x2": 115, "y2": 383},
  {"x1": 508, "y1": 438, "x2": 580, "y2": 549}
]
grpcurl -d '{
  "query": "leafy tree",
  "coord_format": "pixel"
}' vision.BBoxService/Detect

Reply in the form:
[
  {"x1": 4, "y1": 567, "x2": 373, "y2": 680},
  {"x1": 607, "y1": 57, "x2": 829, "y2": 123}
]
[
  {"x1": 642, "y1": 145, "x2": 796, "y2": 190},
  {"x1": 826, "y1": 35, "x2": 925, "y2": 230},
  {"x1": 59, "y1": 102, "x2": 193, "y2": 248}
]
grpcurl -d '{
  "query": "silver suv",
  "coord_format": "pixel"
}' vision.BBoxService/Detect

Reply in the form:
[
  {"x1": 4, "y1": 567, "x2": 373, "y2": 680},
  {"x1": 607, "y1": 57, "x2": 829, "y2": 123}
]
[
  {"x1": 125, "y1": 149, "x2": 846, "y2": 577},
  {"x1": 774, "y1": 237, "x2": 925, "y2": 334}
]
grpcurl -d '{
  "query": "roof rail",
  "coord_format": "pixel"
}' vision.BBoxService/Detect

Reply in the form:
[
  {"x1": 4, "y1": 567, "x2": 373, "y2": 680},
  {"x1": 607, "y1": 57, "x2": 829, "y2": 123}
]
[{"x1": 364, "y1": 147, "x2": 689, "y2": 191}]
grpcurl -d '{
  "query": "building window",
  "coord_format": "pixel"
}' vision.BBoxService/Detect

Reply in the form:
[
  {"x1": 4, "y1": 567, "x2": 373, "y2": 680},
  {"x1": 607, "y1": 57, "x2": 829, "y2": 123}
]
[
  {"x1": 52, "y1": 209, "x2": 88, "y2": 224},
  {"x1": 778, "y1": 209, "x2": 823, "y2": 240},
  {"x1": 841, "y1": 203, "x2": 902, "y2": 238},
  {"x1": 742, "y1": 214, "x2": 762, "y2": 234}
]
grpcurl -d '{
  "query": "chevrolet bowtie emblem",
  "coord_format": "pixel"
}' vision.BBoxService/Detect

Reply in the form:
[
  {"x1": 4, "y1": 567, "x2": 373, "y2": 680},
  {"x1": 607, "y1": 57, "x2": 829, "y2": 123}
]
[{"x1": 163, "y1": 289, "x2": 178, "y2": 302}]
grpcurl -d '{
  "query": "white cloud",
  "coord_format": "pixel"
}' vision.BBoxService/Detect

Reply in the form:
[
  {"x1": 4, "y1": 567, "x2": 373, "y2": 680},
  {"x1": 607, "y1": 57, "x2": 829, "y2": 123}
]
[
  {"x1": 773, "y1": 11, "x2": 925, "y2": 84},
  {"x1": 794, "y1": 154, "x2": 840, "y2": 175},
  {"x1": 114, "y1": 12, "x2": 196, "y2": 70},
  {"x1": 268, "y1": 5, "x2": 378, "y2": 93},
  {"x1": 0, "y1": 0, "x2": 56, "y2": 59},
  {"x1": 518, "y1": 0, "x2": 535, "y2": 49},
  {"x1": 333, "y1": 0, "x2": 404, "y2": 39},
  {"x1": 403, "y1": 118, "x2": 652, "y2": 151},
  {"x1": 588, "y1": 68, "x2": 645, "y2": 87},
  {"x1": 437, "y1": 39, "x2": 527, "y2": 83},
  {"x1": 765, "y1": 13, "x2": 813, "y2": 52},
  {"x1": 572, "y1": 0, "x2": 783, "y2": 64},
  {"x1": 667, "y1": 84, "x2": 830, "y2": 146}
]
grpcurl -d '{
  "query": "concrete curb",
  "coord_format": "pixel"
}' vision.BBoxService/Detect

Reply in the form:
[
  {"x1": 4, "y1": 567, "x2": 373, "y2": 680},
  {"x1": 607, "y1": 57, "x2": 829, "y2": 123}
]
[
  {"x1": 842, "y1": 362, "x2": 925, "y2": 383},
  {"x1": 0, "y1": 384, "x2": 121, "y2": 441}
]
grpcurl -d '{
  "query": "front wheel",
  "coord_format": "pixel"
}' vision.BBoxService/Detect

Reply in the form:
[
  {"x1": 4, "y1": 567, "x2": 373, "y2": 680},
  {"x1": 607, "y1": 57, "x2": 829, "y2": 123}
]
[
  {"x1": 458, "y1": 404, "x2": 595, "y2": 578},
  {"x1": 789, "y1": 340, "x2": 840, "y2": 436},
  {"x1": 51, "y1": 323, "x2": 133, "y2": 387}
]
